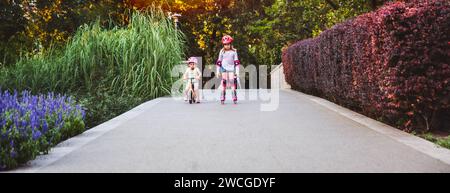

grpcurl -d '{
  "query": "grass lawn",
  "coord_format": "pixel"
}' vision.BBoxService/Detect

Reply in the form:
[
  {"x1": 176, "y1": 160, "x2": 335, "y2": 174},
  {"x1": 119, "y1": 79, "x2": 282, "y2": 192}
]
[{"x1": 417, "y1": 131, "x2": 450, "y2": 150}]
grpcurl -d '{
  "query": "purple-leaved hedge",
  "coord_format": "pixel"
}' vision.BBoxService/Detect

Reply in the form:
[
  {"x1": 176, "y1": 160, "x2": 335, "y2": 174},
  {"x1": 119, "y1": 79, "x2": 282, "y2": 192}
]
[{"x1": 282, "y1": 0, "x2": 449, "y2": 131}]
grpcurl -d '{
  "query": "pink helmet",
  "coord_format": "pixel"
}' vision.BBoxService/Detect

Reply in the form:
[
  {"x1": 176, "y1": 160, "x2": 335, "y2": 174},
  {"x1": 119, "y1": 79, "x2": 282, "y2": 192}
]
[
  {"x1": 222, "y1": 35, "x2": 234, "y2": 44},
  {"x1": 187, "y1": 57, "x2": 198, "y2": 64}
]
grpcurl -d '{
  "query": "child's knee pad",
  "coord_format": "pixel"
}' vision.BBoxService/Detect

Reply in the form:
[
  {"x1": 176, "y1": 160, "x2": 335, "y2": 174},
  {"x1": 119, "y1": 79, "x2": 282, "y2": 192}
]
[{"x1": 222, "y1": 79, "x2": 227, "y2": 87}]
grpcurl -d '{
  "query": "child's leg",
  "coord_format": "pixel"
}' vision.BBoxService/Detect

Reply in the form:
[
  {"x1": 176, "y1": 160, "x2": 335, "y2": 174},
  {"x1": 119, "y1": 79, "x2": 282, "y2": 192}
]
[
  {"x1": 194, "y1": 89, "x2": 198, "y2": 101},
  {"x1": 221, "y1": 73, "x2": 228, "y2": 101},
  {"x1": 194, "y1": 82, "x2": 200, "y2": 102},
  {"x1": 229, "y1": 72, "x2": 237, "y2": 101},
  {"x1": 184, "y1": 83, "x2": 190, "y2": 100}
]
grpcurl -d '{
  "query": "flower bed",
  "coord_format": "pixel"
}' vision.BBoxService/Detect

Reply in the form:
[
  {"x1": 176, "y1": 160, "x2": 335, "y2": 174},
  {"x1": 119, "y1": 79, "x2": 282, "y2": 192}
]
[{"x1": 0, "y1": 90, "x2": 85, "y2": 170}]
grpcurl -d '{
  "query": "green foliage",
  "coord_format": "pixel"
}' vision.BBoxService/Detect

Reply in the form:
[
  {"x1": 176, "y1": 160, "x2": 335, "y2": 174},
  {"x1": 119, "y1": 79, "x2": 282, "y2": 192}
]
[
  {"x1": 0, "y1": 0, "x2": 128, "y2": 67},
  {"x1": 135, "y1": 0, "x2": 389, "y2": 78},
  {"x1": 422, "y1": 133, "x2": 437, "y2": 142},
  {"x1": 0, "y1": 0, "x2": 26, "y2": 41},
  {"x1": 78, "y1": 89, "x2": 144, "y2": 129},
  {"x1": 0, "y1": 9, "x2": 185, "y2": 132},
  {"x1": 2, "y1": 0, "x2": 392, "y2": 85},
  {"x1": 437, "y1": 137, "x2": 450, "y2": 149},
  {"x1": 1, "y1": 9, "x2": 185, "y2": 99},
  {"x1": 0, "y1": 0, "x2": 27, "y2": 66},
  {"x1": 242, "y1": 0, "x2": 378, "y2": 67},
  {"x1": 420, "y1": 133, "x2": 450, "y2": 149}
]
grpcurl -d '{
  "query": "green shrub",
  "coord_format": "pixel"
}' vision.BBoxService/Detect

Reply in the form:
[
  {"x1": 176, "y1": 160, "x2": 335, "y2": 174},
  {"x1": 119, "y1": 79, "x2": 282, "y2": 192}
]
[
  {"x1": 419, "y1": 133, "x2": 450, "y2": 150},
  {"x1": 0, "y1": 8, "x2": 185, "y2": 99},
  {"x1": 437, "y1": 136, "x2": 450, "y2": 149},
  {"x1": 0, "y1": 8, "x2": 186, "y2": 131},
  {"x1": 78, "y1": 89, "x2": 144, "y2": 128}
]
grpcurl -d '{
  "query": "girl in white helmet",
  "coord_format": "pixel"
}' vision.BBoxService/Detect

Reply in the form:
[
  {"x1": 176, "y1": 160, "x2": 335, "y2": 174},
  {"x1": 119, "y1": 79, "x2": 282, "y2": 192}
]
[
  {"x1": 183, "y1": 57, "x2": 201, "y2": 103},
  {"x1": 216, "y1": 35, "x2": 240, "y2": 104}
]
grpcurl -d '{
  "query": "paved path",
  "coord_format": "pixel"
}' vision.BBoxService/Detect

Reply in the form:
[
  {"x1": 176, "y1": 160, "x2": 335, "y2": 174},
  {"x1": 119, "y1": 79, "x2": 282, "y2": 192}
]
[{"x1": 11, "y1": 89, "x2": 450, "y2": 172}]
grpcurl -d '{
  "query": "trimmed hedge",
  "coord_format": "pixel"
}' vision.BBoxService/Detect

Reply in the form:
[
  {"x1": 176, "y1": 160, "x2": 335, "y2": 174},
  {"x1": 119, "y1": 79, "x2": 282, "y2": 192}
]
[{"x1": 282, "y1": 0, "x2": 449, "y2": 132}]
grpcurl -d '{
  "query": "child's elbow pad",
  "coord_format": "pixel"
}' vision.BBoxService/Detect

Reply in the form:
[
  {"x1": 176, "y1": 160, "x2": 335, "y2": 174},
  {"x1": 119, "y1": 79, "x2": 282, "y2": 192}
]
[{"x1": 234, "y1": 60, "x2": 240, "y2": 66}]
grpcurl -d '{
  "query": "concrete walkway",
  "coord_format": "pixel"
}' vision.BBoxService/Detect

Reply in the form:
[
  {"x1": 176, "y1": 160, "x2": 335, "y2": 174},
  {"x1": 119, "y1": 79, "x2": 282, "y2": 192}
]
[{"x1": 10, "y1": 89, "x2": 450, "y2": 172}]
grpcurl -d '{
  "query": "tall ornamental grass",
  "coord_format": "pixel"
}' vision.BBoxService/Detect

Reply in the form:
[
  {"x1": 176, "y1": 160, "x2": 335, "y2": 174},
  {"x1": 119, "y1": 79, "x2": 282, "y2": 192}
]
[{"x1": 0, "y1": 9, "x2": 185, "y2": 99}]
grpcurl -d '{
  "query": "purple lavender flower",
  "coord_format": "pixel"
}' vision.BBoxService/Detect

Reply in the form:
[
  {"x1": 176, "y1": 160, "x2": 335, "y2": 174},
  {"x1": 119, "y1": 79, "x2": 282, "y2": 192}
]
[
  {"x1": 1, "y1": 89, "x2": 86, "y2": 168},
  {"x1": 10, "y1": 150, "x2": 17, "y2": 159},
  {"x1": 42, "y1": 120, "x2": 49, "y2": 133},
  {"x1": 32, "y1": 130, "x2": 42, "y2": 141}
]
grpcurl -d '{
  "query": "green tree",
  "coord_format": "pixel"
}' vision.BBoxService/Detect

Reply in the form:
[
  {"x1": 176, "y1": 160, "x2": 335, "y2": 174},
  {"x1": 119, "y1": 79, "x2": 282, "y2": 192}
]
[
  {"x1": 0, "y1": 0, "x2": 27, "y2": 66},
  {"x1": 124, "y1": 0, "x2": 394, "y2": 88},
  {"x1": 0, "y1": 0, "x2": 129, "y2": 66},
  {"x1": 241, "y1": 0, "x2": 393, "y2": 67}
]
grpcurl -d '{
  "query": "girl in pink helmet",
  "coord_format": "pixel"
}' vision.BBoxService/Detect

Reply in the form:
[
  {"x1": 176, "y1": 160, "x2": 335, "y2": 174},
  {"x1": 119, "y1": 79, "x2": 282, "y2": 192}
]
[
  {"x1": 216, "y1": 35, "x2": 240, "y2": 104},
  {"x1": 183, "y1": 57, "x2": 202, "y2": 103}
]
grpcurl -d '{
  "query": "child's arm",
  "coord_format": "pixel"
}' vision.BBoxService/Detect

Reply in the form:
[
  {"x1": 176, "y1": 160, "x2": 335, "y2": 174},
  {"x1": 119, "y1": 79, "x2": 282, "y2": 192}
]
[
  {"x1": 196, "y1": 67, "x2": 202, "y2": 80},
  {"x1": 234, "y1": 51, "x2": 240, "y2": 76},
  {"x1": 216, "y1": 50, "x2": 224, "y2": 76}
]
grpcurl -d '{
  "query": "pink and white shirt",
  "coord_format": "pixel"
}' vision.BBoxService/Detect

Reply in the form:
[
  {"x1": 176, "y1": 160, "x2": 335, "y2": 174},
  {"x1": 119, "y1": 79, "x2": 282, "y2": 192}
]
[{"x1": 216, "y1": 49, "x2": 240, "y2": 74}]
